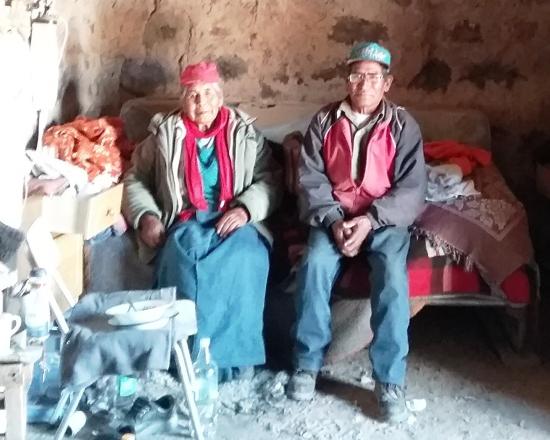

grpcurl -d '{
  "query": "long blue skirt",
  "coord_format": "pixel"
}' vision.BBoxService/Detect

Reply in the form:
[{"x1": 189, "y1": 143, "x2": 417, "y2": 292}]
[{"x1": 155, "y1": 212, "x2": 270, "y2": 370}]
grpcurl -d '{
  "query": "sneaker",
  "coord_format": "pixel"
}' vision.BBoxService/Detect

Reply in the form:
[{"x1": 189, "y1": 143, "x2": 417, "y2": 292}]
[
  {"x1": 374, "y1": 382, "x2": 409, "y2": 424},
  {"x1": 287, "y1": 369, "x2": 317, "y2": 401},
  {"x1": 117, "y1": 395, "x2": 177, "y2": 436}
]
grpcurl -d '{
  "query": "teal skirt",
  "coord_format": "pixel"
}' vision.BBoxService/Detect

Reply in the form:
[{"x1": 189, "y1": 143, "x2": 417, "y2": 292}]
[{"x1": 155, "y1": 211, "x2": 270, "y2": 371}]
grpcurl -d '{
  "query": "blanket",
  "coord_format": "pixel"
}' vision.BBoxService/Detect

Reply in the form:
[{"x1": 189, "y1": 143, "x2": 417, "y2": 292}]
[
  {"x1": 415, "y1": 164, "x2": 534, "y2": 286},
  {"x1": 155, "y1": 211, "x2": 270, "y2": 369},
  {"x1": 426, "y1": 163, "x2": 480, "y2": 202},
  {"x1": 424, "y1": 140, "x2": 492, "y2": 175}
]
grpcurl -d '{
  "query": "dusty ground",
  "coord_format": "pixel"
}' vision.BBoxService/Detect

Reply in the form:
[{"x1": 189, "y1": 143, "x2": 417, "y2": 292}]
[{"x1": 28, "y1": 307, "x2": 550, "y2": 440}]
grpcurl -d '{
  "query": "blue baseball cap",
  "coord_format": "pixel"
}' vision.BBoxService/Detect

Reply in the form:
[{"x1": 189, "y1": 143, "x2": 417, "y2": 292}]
[{"x1": 347, "y1": 42, "x2": 391, "y2": 69}]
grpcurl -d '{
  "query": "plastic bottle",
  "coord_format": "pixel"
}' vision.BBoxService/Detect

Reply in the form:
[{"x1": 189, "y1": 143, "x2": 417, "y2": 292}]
[
  {"x1": 22, "y1": 268, "x2": 51, "y2": 343},
  {"x1": 193, "y1": 338, "x2": 218, "y2": 439}
]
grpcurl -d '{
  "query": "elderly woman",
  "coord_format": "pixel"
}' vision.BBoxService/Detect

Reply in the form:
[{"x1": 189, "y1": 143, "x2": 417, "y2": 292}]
[{"x1": 122, "y1": 61, "x2": 281, "y2": 380}]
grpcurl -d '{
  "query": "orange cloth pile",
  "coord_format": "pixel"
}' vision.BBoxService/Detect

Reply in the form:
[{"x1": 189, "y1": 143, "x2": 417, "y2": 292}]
[
  {"x1": 43, "y1": 116, "x2": 135, "y2": 182},
  {"x1": 424, "y1": 140, "x2": 492, "y2": 176}
]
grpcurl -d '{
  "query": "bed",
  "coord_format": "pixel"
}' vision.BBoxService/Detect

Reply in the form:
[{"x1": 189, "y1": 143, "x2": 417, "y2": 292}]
[{"x1": 118, "y1": 98, "x2": 539, "y2": 363}]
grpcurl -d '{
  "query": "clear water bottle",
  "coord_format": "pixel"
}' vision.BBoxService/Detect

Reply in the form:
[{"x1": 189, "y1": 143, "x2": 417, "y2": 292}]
[
  {"x1": 23, "y1": 268, "x2": 51, "y2": 343},
  {"x1": 193, "y1": 338, "x2": 218, "y2": 439}
]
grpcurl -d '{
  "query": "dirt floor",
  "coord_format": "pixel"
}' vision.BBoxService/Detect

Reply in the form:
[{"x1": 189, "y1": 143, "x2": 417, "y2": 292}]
[{"x1": 28, "y1": 307, "x2": 550, "y2": 440}]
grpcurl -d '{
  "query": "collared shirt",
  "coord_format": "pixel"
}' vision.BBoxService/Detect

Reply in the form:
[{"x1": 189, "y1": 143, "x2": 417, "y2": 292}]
[{"x1": 336, "y1": 99, "x2": 385, "y2": 181}]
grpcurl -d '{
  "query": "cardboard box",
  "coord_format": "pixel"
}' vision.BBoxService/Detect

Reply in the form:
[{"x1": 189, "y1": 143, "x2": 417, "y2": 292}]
[
  {"x1": 23, "y1": 183, "x2": 123, "y2": 240},
  {"x1": 52, "y1": 233, "x2": 84, "y2": 311},
  {"x1": 15, "y1": 231, "x2": 83, "y2": 313}
]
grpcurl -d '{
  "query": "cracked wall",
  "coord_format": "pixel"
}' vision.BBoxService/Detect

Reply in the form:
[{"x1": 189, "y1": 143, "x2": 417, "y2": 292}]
[{"x1": 51, "y1": 0, "x2": 549, "y2": 146}]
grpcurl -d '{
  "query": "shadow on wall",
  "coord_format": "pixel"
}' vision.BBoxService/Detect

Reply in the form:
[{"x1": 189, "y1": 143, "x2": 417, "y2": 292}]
[
  {"x1": 59, "y1": 79, "x2": 81, "y2": 123},
  {"x1": 25, "y1": 79, "x2": 81, "y2": 149},
  {"x1": 112, "y1": 0, "x2": 182, "y2": 107},
  {"x1": 56, "y1": 1, "x2": 168, "y2": 120}
]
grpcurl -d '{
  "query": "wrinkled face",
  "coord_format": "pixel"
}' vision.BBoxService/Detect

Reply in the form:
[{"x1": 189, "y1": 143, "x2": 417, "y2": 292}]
[
  {"x1": 181, "y1": 82, "x2": 223, "y2": 128},
  {"x1": 346, "y1": 60, "x2": 393, "y2": 113}
]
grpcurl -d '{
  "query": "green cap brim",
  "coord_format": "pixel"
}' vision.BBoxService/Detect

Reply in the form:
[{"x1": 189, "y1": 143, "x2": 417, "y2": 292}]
[{"x1": 346, "y1": 58, "x2": 390, "y2": 69}]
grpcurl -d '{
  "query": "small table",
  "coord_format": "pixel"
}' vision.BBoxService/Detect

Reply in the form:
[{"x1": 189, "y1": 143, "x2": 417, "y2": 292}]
[
  {"x1": 0, "y1": 346, "x2": 42, "y2": 440},
  {"x1": 54, "y1": 292, "x2": 204, "y2": 440}
]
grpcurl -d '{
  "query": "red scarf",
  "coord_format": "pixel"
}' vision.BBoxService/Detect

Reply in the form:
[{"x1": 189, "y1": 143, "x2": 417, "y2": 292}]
[{"x1": 179, "y1": 106, "x2": 234, "y2": 221}]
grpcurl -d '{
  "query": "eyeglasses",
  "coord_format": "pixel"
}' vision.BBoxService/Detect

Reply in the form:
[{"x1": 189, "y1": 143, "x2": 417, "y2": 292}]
[{"x1": 348, "y1": 72, "x2": 384, "y2": 84}]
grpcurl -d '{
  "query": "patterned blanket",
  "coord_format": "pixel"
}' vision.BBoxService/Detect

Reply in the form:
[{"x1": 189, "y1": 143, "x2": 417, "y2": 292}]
[{"x1": 414, "y1": 164, "x2": 534, "y2": 287}]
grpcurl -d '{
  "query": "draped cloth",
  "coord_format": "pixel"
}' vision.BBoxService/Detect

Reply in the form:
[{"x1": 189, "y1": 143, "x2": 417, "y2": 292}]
[{"x1": 155, "y1": 211, "x2": 270, "y2": 369}]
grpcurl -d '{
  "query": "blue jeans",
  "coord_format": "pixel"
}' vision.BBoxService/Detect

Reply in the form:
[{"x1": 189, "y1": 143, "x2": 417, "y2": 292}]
[{"x1": 293, "y1": 226, "x2": 410, "y2": 386}]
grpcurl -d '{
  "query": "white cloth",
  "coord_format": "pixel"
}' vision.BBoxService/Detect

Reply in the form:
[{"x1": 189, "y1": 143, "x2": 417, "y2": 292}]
[
  {"x1": 425, "y1": 164, "x2": 480, "y2": 202},
  {"x1": 25, "y1": 150, "x2": 89, "y2": 193}
]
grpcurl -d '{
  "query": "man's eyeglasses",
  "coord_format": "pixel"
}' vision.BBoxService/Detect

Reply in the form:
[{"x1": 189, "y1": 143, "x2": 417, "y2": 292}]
[{"x1": 348, "y1": 72, "x2": 385, "y2": 84}]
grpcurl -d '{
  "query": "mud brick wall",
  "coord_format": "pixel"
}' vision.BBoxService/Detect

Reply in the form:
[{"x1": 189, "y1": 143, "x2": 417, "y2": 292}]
[
  {"x1": 53, "y1": 1, "x2": 549, "y2": 128},
  {"x1": 8, "y1": 0, "x2": 550, "y2": 192}
]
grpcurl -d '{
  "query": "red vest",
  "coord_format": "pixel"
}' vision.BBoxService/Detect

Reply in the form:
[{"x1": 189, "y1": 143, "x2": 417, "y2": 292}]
[{"x1": 322, "y1": 117, "x2": 396, "y2": 216}]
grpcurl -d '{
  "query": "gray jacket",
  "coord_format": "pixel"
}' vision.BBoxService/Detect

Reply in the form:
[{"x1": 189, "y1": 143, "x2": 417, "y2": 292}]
[
  {"x1": 123, "y1": 106, "x2": 282, "y2": 262},
  {"x1": 299, "y1": 99, "x2": 427, "y2": 230}
]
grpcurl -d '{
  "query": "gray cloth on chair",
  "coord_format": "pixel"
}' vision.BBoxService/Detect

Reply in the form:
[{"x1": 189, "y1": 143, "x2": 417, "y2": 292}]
[{"x1": 61, "y1": 288, "x2": 186, "y2": 389}]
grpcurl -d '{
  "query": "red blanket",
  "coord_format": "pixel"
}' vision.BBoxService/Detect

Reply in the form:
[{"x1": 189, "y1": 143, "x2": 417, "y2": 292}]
[{"x1": 424, "y1": 140, "x2": 492, "y2": 175}]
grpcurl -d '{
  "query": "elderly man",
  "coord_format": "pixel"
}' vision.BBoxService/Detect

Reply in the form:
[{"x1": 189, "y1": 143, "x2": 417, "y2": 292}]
[
  {"x1": 287, "y1": 42, "x2": 427, "y2": 422},
  {"x1": 123, "y1": 61, "x2": 281, "y2": 381}
]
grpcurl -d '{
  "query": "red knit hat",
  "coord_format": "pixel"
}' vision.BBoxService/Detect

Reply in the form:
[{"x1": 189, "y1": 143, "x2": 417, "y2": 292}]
[{"x1": 180, "y1": 61, "x2": 221, "y2": 85}]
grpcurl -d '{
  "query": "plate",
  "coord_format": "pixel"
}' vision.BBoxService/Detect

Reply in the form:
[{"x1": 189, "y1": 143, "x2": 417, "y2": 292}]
[
  {"x1": 105, "y1": 299, "x2": 174, "y2": 326},
  {"x1": 108, "y1": 316, "x2": 171, "y2": 330}
]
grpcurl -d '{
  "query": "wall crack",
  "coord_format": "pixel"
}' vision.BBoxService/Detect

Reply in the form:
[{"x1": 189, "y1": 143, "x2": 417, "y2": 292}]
[{"x1": 147, "y1": 0, "x2": 161, "y2": 23}]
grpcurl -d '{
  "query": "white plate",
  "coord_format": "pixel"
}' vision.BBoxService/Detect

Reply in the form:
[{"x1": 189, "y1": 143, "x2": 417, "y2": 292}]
[
  {"x1": 105, "y1": 299, "x2": 174, "y2": 326},
  {"x1": 108, "y1": 316, "x2": 170, "y2": 330}
]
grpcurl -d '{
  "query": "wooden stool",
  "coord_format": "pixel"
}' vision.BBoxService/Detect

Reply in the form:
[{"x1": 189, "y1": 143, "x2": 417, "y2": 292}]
[{"x1": 0, "y1": 347, "x2": 42, "y2": 440}]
